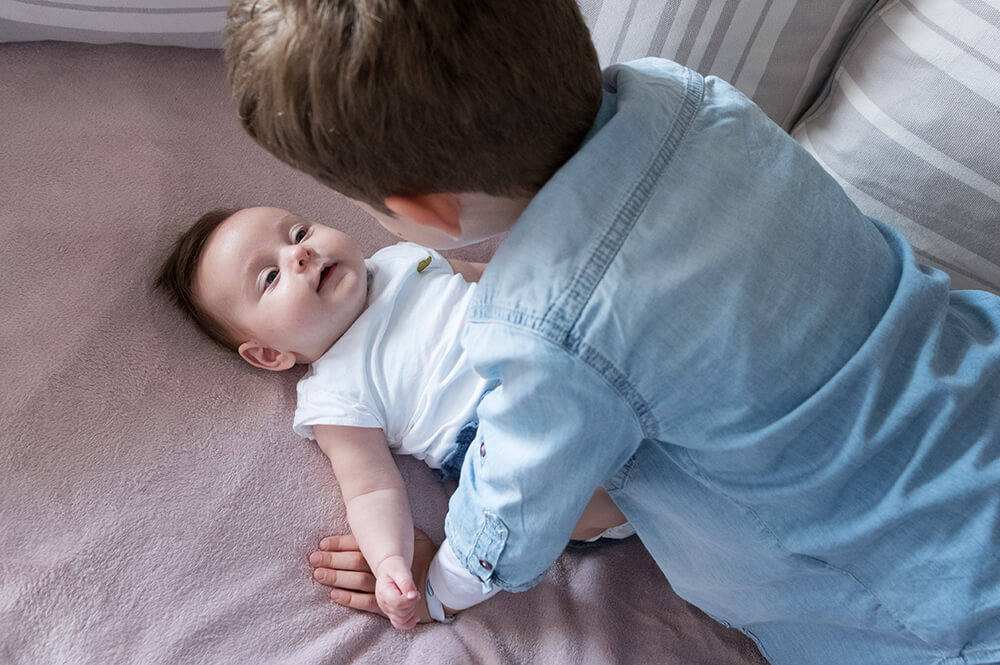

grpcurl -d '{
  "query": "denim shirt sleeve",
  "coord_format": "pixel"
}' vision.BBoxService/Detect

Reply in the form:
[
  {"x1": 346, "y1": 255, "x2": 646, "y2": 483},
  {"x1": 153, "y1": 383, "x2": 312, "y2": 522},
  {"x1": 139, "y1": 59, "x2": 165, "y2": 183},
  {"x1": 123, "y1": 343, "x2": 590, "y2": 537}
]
[{"x1": 443, "y1": 321, "x2": 644, "y2": 592}]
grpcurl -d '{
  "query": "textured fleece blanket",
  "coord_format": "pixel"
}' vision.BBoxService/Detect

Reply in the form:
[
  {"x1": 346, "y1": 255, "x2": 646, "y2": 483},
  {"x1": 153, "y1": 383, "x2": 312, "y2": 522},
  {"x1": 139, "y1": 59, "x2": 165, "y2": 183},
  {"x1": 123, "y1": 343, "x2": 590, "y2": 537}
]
[{"x1": 0, "y1": 42, "x2": 766, "y2": 665}]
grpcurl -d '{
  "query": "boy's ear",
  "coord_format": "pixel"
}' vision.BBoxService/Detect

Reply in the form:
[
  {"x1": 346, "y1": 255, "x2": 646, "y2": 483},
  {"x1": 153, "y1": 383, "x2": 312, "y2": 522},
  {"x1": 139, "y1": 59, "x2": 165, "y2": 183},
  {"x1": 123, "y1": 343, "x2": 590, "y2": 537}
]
[
  {"x1": 384, "y1": 193, "x2": 463, "y2": 238},
  {"x1": 237, "y1": 342, "x2": 297, "y2": 372}
]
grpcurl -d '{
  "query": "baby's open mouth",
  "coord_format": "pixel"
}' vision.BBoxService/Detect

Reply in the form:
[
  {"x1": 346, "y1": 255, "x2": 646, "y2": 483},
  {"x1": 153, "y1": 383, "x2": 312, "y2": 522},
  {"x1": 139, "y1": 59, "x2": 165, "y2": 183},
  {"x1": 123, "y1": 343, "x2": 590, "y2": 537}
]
[{"x1": 317, "y1": 264, "x2": 335, "y2": 292}]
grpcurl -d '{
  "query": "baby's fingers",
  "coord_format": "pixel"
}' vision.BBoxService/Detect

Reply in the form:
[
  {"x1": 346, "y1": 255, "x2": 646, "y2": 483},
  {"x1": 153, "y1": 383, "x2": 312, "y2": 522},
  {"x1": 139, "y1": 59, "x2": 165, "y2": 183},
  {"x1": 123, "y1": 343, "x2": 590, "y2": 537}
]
[
  {"x1": 376, "y1": 582, "x2": 410, "y2": 611},
  {"x1": 395, "y1": 575, "x2": 420, "y2": 601},
  {"x1": 390, "y1": 612, "x2": 419, "y2": 631},
  {"x1": 382, "y1": 600, "x2": 419, "y2": 631},
  {"x1": 380, "y1": 562, "x2": 419, "y2": 602}
]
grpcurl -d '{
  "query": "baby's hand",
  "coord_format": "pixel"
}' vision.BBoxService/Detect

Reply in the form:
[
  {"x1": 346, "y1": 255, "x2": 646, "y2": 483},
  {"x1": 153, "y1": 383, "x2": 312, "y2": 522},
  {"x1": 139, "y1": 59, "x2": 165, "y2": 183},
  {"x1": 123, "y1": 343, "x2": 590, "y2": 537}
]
[{"x1": 374, "y1": 555, "x2": 421, "y2": 630}]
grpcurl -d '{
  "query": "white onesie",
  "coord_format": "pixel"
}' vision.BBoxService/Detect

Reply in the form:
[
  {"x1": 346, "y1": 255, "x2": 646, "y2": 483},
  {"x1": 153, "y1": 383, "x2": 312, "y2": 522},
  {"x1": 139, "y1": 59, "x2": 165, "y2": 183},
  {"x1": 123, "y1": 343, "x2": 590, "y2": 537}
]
[{"x1": 292, "y1": 242, "x2": 490, "y2": 469}]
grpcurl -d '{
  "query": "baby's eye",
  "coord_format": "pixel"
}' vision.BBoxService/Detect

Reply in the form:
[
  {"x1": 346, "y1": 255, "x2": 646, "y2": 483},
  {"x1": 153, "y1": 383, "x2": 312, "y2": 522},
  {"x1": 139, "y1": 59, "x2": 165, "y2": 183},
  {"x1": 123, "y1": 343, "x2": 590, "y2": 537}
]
[
  {"x1": 293, "y1": 227, "x2": 307, "y2": 243},
  {"x1": 264, "y1": 269, "x2": 279, "y2": 287}
]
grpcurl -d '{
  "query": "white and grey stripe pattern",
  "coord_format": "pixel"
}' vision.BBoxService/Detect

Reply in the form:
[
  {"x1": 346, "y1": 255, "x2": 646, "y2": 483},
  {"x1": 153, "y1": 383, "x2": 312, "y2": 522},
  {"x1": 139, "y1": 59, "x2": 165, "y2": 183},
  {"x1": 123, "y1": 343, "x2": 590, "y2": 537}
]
[
  {"x1": 0, "y1": 0, "x2": 876, "y2": 108},
  {"x1": 792, "y1": 0, "x2": 1000, "y2": 294},
  {"x1": 0, "y1": 0, "x2": 225, "y2": 48},
  {"x1": 578, "y1": 0, "x2": 880, "y2": 128}
]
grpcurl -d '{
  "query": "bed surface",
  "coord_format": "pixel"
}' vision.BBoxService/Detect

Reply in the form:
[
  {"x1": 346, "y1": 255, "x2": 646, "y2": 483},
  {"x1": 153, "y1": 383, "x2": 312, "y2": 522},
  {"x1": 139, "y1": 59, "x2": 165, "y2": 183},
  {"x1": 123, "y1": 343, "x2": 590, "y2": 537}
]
[{"x1": 0, "y1": 42, "x2": 767, "y2": 665}]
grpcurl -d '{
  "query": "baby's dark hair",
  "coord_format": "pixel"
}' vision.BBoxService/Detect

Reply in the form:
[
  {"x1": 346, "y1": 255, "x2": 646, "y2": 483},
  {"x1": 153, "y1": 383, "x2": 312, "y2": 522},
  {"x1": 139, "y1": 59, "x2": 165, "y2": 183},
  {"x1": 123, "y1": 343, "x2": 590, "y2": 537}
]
[
  {"x1": 155, "y1": 208, "x2": 240, "y2": 351},
  {"x1": 224, "y1": 0, "x2": 602, "y2": 213}
]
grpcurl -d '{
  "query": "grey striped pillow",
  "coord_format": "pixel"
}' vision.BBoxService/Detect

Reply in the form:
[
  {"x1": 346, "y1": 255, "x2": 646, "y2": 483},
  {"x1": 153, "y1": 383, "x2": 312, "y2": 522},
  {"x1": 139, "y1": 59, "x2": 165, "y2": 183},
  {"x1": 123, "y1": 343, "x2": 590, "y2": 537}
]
[
  {"x1": 0, "y1": 0, "x2": 874, "y2": 122},
  {"x1": 2, "y1": 0, "x2": 877, "y2": 123},
  {"x1": 579, "y1": 0, "x2": 880, "y2": 128},
  {"x1": 0, "y1": 0, "x2": 225, "y2": 48},
  {"x1": 792, "y1": 0, "x2": 1000, "y2": 294}
]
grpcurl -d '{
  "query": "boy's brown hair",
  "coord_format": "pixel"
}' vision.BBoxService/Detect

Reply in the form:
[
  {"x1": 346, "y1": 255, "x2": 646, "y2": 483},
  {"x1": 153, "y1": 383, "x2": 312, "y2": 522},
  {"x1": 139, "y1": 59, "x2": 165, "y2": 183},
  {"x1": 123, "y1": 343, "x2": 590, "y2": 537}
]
[
  {"x1": 224, "y1": 0, "x2": 602, "y2": 212},
  {"x1": 155, "y1": 208, "x2": 240, "y2": 351}
]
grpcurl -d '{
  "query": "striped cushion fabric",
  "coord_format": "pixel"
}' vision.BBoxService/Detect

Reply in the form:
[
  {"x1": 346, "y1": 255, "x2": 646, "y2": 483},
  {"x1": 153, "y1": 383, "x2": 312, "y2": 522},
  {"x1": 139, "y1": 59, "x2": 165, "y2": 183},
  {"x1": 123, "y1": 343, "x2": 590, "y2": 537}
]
[
  {"x1": 1, "y1": 0, "x2": 878, "y2": 123},
  {"x1": 792, "y1": 0, "x2": 1000, "y2": 294},
  {"x1": 578, "y1": 0, "x2": 880, "y2": 128},
  {"x1": 0, "y1": 0, "x2": 225, "y2": 48}
]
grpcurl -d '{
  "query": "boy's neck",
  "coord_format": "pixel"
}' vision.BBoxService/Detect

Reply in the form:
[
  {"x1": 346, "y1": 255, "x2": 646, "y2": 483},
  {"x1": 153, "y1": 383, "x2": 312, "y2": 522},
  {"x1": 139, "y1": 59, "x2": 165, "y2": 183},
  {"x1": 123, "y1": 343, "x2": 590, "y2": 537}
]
[{"x1": 455, "y1": 192, "x2": 534, "y2": 243}]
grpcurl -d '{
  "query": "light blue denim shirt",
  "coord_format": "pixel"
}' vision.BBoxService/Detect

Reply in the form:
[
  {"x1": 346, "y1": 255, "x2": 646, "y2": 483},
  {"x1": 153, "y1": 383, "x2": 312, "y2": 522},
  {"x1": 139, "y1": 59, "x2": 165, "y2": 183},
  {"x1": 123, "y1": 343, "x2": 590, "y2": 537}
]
[{"x1": 446, "y1": 59, "x2": 1000, "y2": 665}]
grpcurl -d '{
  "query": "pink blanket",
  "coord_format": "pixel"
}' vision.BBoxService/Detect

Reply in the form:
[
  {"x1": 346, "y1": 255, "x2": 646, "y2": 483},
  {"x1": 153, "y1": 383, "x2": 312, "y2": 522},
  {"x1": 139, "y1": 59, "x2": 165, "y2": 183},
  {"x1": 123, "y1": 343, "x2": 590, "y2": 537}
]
[{"x1": 0, "y1": 41, "x2": 767, "y2": 665}]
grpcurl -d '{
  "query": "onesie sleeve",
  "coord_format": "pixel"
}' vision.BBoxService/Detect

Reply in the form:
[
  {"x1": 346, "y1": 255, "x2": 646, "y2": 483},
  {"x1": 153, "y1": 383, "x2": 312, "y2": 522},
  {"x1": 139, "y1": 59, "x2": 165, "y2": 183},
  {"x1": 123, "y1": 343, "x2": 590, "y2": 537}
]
[{"x1": 292, "y1": 373, "x2": 384, "y2": 440}]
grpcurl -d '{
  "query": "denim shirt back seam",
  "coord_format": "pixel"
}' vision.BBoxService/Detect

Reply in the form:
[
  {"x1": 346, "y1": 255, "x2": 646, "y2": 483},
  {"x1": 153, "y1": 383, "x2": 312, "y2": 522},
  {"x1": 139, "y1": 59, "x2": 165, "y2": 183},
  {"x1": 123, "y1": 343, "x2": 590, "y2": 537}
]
[
  {"x1": 468, "y1": 69, "x2": 705, "y2": 443},
  {"x1": 542, "y1": 67, "x2": 706, "y2": 341}
]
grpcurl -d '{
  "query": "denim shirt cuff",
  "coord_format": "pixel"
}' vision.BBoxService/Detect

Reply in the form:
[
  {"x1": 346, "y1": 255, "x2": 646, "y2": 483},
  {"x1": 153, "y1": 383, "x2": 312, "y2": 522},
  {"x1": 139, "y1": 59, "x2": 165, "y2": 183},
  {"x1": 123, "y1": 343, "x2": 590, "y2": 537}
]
[{"x1": 446, "y1": 510, "x2": 547, "y2": 593}]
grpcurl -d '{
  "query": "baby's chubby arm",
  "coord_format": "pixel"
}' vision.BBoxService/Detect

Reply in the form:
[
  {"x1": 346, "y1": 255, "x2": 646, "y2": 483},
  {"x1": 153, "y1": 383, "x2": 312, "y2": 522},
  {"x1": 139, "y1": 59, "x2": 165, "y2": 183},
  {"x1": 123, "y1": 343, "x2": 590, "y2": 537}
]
[{"x1": 314, "y1": 425, "x2": 421, "y2": 630}]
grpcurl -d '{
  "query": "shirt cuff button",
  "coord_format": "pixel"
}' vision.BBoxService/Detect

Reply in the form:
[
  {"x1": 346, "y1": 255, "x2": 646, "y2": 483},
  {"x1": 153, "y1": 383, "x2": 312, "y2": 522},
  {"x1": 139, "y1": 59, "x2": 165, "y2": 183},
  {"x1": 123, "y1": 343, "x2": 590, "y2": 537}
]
[{"x1": 478, "y1": 558, "x2": 493, "y2": 571}]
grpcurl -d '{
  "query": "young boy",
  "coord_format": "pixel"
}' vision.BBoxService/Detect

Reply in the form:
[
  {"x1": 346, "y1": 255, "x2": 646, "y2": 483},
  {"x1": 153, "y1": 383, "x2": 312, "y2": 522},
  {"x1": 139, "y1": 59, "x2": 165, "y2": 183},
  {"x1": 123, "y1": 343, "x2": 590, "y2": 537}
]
[
  {"x1": 155, "y1": 206, "x2": 630, "y2": 631},
  {"x1": 223, "y1": 1, "x2": 1000, "y2": 663}
]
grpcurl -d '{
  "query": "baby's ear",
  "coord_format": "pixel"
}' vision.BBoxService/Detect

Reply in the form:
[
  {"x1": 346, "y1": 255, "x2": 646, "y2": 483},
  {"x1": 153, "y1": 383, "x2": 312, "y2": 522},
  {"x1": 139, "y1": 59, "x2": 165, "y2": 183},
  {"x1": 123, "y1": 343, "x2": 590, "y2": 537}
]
[{"x1": 238, "y1": 342, "x2": 297, "y2": 372}]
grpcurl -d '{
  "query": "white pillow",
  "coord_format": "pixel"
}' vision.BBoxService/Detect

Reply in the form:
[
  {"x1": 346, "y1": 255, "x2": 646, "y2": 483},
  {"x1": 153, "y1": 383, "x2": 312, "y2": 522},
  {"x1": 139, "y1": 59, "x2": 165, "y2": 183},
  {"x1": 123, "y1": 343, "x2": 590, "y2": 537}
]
[
  {"x1": 579, "y1": 0, "x2": 880, "y2": 128},
  {"x1": 792, "y1": 0, "x2": 1000, "y2": 294},
  {"x1": 0, "y1": 0, "x2": 225, "y2": 48}
]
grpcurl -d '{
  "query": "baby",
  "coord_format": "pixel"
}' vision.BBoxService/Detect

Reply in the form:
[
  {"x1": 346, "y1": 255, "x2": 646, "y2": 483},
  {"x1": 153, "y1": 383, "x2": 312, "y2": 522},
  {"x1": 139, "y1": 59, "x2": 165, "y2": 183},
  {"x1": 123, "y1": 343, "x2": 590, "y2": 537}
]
[{"x1": 156, "y1": 206, "x2": 631, "y2": 630}]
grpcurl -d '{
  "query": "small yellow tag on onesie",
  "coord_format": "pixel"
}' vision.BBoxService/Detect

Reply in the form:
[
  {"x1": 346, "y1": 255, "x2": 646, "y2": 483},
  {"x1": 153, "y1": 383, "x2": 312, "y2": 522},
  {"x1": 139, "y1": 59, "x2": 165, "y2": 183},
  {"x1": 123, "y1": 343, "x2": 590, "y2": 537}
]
[{"x1": 417, "y1": 256, "x2": 432, "y2": 273}]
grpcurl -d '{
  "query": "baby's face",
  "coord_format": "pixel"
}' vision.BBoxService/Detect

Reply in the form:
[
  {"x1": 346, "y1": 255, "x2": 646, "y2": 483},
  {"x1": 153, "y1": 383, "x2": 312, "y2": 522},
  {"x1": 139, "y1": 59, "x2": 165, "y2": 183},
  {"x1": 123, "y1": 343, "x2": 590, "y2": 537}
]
[{"x1": 195, "y1": 207, "x2": 369, "y2": 364}]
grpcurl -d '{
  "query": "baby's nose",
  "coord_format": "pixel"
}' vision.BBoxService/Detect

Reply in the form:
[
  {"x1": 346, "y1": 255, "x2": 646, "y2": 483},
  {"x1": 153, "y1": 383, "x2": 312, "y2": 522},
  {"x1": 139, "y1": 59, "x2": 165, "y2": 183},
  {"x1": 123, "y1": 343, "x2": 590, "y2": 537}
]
[{"x1": 285, "y1": 244, "x2": 313, "y2": 271}]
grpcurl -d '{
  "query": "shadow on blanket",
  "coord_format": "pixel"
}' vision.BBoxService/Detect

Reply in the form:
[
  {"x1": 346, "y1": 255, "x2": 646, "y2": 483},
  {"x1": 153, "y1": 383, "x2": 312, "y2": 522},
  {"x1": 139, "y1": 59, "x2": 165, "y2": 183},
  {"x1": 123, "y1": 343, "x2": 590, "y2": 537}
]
[{"x1": 0, "y1": 42, "x2": 766, "y2": 665}]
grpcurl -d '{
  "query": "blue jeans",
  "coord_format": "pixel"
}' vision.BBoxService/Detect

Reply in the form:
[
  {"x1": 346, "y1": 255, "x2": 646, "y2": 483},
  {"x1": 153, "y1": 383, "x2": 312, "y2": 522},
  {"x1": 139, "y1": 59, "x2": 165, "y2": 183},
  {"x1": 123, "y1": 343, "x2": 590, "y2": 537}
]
[{"x1": 433, "y1": 422, "x2": 478, "y2": 482}]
